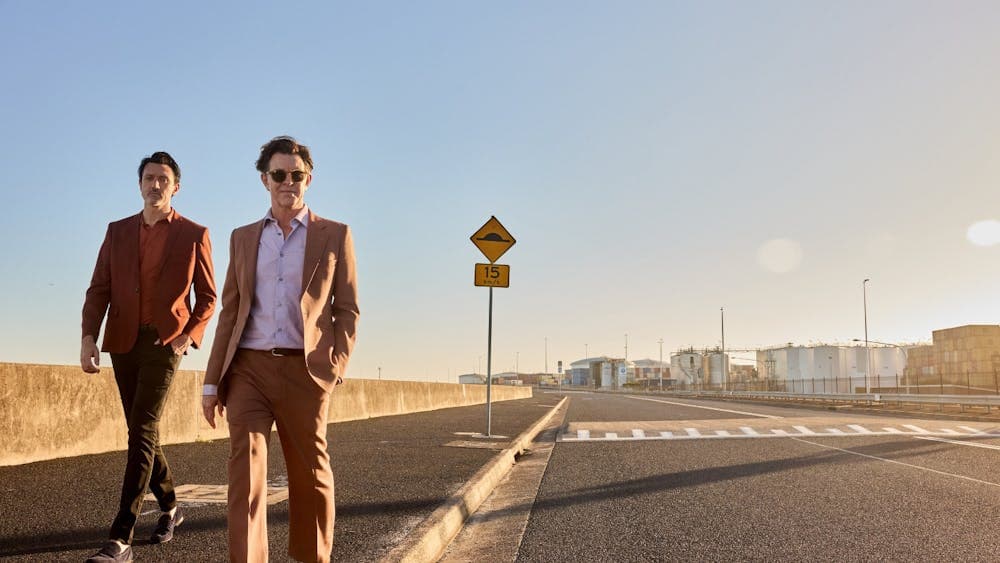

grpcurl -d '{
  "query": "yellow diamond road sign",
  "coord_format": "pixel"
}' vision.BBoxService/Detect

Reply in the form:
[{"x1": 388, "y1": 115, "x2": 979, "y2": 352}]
[{"x1": 471, "y1": 216, "x2": 515, "y2": 263}]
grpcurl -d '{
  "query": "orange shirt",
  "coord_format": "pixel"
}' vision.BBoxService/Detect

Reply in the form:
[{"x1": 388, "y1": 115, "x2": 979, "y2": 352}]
[{"x1": 139, "y1": 209, "x2": 175, "y2": 326}]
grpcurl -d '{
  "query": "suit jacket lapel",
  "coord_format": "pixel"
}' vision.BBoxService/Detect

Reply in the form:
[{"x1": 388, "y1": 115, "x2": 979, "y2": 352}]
[
  {"x1": 242, "y1": 219, "x2": 265, "y2": 293},
  {"x1": 157, "y1": 211, "x2": 183, "y2": 278},
  {"x1": 302, "y1": 211, "x2": 326, "y2": 295},
  {"x1": 123, "y1": 213, "x2": 142, "y2": 283}
]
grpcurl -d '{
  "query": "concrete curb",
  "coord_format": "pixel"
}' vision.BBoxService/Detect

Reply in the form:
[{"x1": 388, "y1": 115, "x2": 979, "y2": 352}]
[{"x1": 386, "y1": 396, "x2": 569, "y2": 563}]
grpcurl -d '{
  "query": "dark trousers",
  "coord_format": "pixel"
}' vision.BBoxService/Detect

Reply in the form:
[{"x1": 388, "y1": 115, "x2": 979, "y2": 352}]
[{"x1": 108, "y1": 326, "x2": 182, "y2": 543}]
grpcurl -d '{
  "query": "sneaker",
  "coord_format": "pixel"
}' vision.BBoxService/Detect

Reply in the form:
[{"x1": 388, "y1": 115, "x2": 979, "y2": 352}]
[
  {"x1": 150, "y1": 508, "x2": 185, "y2": 544},
  {"x1": 85, "y1": 541, "x2": 132, "y2": 562}
]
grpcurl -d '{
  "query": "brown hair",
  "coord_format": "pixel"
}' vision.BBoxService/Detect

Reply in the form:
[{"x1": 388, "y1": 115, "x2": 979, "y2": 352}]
[{"x1": 255, "y1": 136, "x2": 314, "y2": 173}]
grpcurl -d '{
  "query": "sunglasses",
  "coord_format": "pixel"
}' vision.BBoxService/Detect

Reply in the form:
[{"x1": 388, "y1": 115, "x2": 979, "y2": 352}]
[{"x1": 267, "y1": 169, "x2": 309, "y2": 183}]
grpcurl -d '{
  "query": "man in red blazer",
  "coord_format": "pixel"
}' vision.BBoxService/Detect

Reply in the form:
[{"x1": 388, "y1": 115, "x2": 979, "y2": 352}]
[
  {"x1": 81, "y1": 151, "x2": 216, "y2": 563},
  {"x1": 203, "y1": 136, "x2": 359, "y2": 563}
]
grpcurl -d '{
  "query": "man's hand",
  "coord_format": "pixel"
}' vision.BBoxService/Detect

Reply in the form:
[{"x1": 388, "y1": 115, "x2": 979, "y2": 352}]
[
  {"x1": 202, "y1": 394, "x2": 224, "y2": 428},
  {"x1": 168, "y1": 333, "x2": 193, "y2": 356},
  {"x1": 80, "y1": 336, "x2": 100, "y2": 373}
]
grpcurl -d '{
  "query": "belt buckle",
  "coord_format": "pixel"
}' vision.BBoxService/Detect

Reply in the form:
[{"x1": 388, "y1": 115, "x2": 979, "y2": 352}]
[{"x1": 270, "y1": 348, "x2": 282, "y2": 357}]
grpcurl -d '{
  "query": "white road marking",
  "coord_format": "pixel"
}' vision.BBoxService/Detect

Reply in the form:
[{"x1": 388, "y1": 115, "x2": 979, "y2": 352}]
[
  {"x1": 915, "y1": 436, "x2": 1000, "y2": 450},
  {"x1": 560, "y1": 422, "x2": 1000, "y2": 443},
  {"x1": 793, "y1": 438, "x2": 1000, "y2": 488},
  {"x1": 624, "y1": 396, "x2": 784, "y2": 419}
]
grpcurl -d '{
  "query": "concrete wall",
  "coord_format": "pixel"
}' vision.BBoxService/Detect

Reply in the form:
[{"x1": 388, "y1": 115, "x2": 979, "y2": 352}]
[{"x1": 0, "y1": 363, "x2": 532, "y2": 467}]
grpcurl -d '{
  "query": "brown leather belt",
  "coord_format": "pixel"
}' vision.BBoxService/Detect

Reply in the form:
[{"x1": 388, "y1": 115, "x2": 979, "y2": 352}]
[{"x1": 241, "y1": 347, "x2": 305, "y2": 357}]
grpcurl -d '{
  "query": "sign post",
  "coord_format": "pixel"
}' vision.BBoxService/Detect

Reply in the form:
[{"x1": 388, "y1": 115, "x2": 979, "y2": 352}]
[{"x1": 470, "y1": 216, "x2": 515, "y2": 437}]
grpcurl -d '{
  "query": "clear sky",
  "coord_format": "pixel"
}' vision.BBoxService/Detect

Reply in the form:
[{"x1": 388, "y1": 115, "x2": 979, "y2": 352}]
[{"x1": 3, "y1": 1, "x2": 1000, "y2": 380}]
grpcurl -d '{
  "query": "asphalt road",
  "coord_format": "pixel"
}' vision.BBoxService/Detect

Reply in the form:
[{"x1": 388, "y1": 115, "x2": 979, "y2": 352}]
[
  {"x1": 0, "y1": 393, "x2": 560, "y2": 562},
  {"x1": 514, "y1": 391, "x2": 1000, "y2": 562}
]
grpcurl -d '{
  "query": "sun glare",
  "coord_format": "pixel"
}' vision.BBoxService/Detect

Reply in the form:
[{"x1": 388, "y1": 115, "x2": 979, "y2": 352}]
[{"x1": 756, "y1": 238, "x2": 803, "y2": 274}]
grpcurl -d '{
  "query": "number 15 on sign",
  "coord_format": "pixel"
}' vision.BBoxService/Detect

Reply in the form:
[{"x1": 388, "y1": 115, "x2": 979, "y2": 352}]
[{"x1": 475, "y1": 263, "x2": 509, "y2": 287}]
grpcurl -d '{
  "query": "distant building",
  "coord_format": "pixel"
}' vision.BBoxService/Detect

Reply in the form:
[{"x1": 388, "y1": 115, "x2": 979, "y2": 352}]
[
  {"x1": 566, "y1": 357, "x2": 635, "y2": 388},
  {"x1": 632, "y1": 358, "x2": 669, "y2": 379},
  {"x1": 909, "y1": 325, "x2": 1000, "y2": 391},
  {"x1": 458, "y1": 373, "x2": 486, "y2": 385}
]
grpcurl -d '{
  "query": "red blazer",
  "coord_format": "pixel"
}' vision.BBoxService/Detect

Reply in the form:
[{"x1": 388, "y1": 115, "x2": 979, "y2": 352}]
[
  {"x1": 205, "y1": 211, "x2": 359, "y2": 399},
  {"x1": 82, "y1": 211, "x2": 217, "y2": 353}
]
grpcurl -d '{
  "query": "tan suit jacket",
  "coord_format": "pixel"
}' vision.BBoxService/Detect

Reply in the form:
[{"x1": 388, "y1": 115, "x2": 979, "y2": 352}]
[
  {"x1": 205, "y1": 211, "x2": 359, "y2": 400},
  {"x1": 82, "y1": 211, "x2": 217, "y2": 353}
]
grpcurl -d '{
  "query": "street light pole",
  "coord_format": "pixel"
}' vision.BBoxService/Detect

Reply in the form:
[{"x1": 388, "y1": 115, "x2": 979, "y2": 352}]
[
  {"x1": 863, "y1": 278, "x2": 871, "y2": 394},
  {"x1": 544, "y1": 336, "x2": 548, "y2": 375},
  {"x1": 721, "y1": 307, "x2": 726, "y2": 391},
  {"x1": 658, "y1": 338, "x2": 664, "y2": 391}
]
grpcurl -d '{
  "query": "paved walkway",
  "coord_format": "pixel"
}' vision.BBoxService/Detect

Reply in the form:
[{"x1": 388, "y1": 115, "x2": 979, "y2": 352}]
[{"x1": 0, "y1": 392, "x2": 562, "y2": 562}]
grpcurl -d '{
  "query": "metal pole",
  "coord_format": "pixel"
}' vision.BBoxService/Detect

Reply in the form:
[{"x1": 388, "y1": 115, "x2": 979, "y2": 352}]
[
  {"x1": 486, "y1": 287, "x2": 493, "y2": 437},
  {"x1": 544, "y1": 336, "x2": 548, "y2": 375},
  {"x1": 721, "y1": 307, "x2": 726, "y2": 390},
  {"x1": 863, "y1": 279, "x2": 870, "y2": 394},
  {"x1": 658, "y1": 338, "x2": 664, "y2": 391}
]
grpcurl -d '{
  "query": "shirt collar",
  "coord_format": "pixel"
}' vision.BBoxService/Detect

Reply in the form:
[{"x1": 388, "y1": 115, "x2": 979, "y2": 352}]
[
  {"x1": 139, "y1": 208, "x2": 175, "y2": 227},
  {"x1": 264, "y1": 206, "x2": 310, "y2": 229}
]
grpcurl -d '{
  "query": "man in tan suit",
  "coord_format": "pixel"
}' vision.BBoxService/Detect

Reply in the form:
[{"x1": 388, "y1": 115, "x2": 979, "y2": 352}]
[
  {"x1": 203, "y1": 136, "x2": 359, "y2": 563},
  {"x1": 81, "y1": 151, "x2": 216, "y2": 562}
]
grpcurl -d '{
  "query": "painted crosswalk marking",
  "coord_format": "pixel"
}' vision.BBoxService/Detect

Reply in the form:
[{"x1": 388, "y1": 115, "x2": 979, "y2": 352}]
[{"x1": 559, "y1": 422, "x2": 1000, "y2": 442}]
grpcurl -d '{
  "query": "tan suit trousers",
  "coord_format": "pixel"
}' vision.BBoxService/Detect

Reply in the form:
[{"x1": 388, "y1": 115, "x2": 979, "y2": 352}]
[{"x1": 225, "y1": 350, "x2": 334, "y2": 563}]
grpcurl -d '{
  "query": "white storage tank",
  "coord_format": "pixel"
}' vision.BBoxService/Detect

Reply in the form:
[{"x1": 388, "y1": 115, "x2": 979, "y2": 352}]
[
  {"x1": 600, "y1": 361, "x2": 614, "y2": 388},
  {"x1": 671, "y1": 352, "x2": 702, "y2": 385},
  {"x1": 705, "y1": 352, "x2": 730, "y2": 386},
  {"x1": 871, "y1": 347, "x2": 905, "y2": 389}
]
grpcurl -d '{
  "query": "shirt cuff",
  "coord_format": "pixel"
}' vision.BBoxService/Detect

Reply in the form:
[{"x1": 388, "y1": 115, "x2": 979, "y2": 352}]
[{"x1": 202, "y1": 384, "x2": 218, "y2": 396}]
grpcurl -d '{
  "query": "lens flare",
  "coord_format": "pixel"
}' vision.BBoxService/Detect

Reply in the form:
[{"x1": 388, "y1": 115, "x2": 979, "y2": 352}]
[
  {"x1": 757, "y1": 238, "x2": 803, "y2": 274},
  {"x1": 967, "y1": 220, "x2": 1000, "y2": 247}
]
